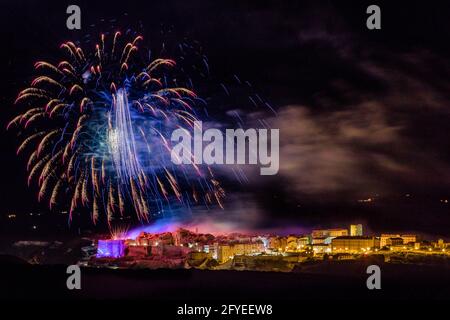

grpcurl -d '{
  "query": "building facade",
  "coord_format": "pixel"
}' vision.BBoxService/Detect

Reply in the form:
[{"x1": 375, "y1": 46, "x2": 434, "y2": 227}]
[
  {"x1": 331, "y1": 236, "x2": 380, "y2": 252},
  {"x1": 312, "y1": 229, "x2": 348, "y2": 238},
  {"x1": 401, "y1": 234, "x2": 417, "y2": 244},
  {"x1": 350, "y1": 224, "x2": 363, "y2": 236},
  {"x1": 380, "y1": 234, "x2": 401, "y2": 247}
]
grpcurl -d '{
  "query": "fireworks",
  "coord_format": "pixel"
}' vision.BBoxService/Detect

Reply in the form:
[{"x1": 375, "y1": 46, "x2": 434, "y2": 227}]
[
  {"x1": 110, "y1": 224, "x2": 130, "y2": 240},
  {"x1": 9, "y1": 32, "x2": 225, "y2": 226}
]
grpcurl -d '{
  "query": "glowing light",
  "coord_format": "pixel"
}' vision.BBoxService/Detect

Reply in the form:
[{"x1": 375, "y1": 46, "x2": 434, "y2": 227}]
[
  {"x1": 97, "y1": 239, "x2": 125, "y2": 258},
  {"x1": 110, "y1": 224, "x2": 129, "y2": 240}
]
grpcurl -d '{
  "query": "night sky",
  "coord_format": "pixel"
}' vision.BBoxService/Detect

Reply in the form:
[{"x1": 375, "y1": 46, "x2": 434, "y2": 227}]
[{"x1": 1, "y1": 0, "x2": 450, "y2": 237}]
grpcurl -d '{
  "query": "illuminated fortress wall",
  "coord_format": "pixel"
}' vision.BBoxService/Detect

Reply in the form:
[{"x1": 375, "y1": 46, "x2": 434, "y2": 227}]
[{"x1": 97, "y1": 239, "x2": 125, "y2": 258}]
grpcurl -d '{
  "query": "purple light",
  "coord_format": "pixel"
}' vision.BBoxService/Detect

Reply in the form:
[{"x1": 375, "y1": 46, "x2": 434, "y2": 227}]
[
  {"x1": 126, "y1": 219, "x2": 182, "y2": 239},
  {"x1": 96, "y1": 239, "x2": 125, "y2": 258}
]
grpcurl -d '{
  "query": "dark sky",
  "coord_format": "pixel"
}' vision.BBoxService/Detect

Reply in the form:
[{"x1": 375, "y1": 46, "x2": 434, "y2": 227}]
[{"x1": 1, "y1": 0, "x2": 450, "y2": 236}]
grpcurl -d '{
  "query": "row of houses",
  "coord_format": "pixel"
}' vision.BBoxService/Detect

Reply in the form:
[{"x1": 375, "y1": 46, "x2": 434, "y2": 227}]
[{"x1": 96, "y1": 224, "x2": 448, "y2": 261}]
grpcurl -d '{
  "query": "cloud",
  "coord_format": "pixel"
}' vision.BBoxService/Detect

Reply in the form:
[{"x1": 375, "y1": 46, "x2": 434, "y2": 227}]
[
  {"x1": 267, "y1": 103, "x2": 406, "y2": 194},
  {"x1": 255, "y1": 48, "x2": 450, "y2": 197}
]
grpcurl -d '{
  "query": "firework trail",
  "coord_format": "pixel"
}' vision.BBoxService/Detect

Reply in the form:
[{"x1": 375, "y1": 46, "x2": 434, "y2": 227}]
[{"x1": 9, "y1": 32, "x2": 225, "y2": 226}]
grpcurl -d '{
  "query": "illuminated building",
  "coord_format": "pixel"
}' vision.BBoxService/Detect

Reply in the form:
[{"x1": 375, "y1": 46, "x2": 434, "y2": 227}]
[
  {"x1": 312, "y1": 235, "x2": 338, "y2": 246},
  {"x1": 350, "y1": 224, "x2": 363, "y2": 236},
  {"x1": 217, "y1": 244, "x2": 233, "y2": 263},
  {"x1": 204, "y1": 244, "x2": 217, "y2": 259},
  {"x1": 97, "y1": 239, "x2": 125, "y2": 258},
  {"x1": 312, "y1": 244, "x2": 331, "y2": 254},
  {"x1": 401, "y1": 234, "x2": 417, "y2": 244},
  {"x1": 386, "y1": 237, "x2": 403, "y2": 246},
  {"x1": 312, "y1": 237, "x2": 327, "y2": 244},
  {"x1": 268, "y1": 236, "x2": 287, "y2": 252},
  {"x1": 125, "y1": 239, "x2": 137, "y2": 246},
  {"x1": 233, "y1": 243, "x2": 247, "y2": 255},
  {"x1": 285, "y1": 235, "x2": 311, "y2": 251},
  {"x1": 312, "y1": 228, "x2": 348, "y2": 238},
  {"x1": 127, "y1": 245, "x2": 150, "y2": 256},
  {"x1": 233, "y1": 242, "x2": 264, "y2": 255},
  {"x1": 215, "y1": 241, "x2": 265, "y2": 263},
  {"x1": 287, "y1": 236, "x2": 299, "y2": 251},
  {"x1": 380, "y1": 234, "x2": 416, "y2": 248},
  {"x1": 297, "y1": 236, "x2": 311, "y2": 247},
  {"x1": 331, "y1": 236, "x2": 380, "y2": 253},
  {"x1": 433, "y1": 239, "x2": 449, "y2": 251},
  {"x1": 380, "y1": 234, "x2": 400, "y2": 247},
  {"x1": 294, "y1": 236, "x2": 311, "y2": 251}
]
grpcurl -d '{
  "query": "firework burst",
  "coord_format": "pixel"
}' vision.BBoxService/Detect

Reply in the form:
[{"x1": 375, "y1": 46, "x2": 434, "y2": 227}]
[{"x1": 9, "y1": 32, "x2": 225, "y2": 227}]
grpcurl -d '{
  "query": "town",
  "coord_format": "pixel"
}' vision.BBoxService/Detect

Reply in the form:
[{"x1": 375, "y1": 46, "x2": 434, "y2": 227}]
[{"x1": 85, "y1": 224, "x2": 450, "y2": 271}]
